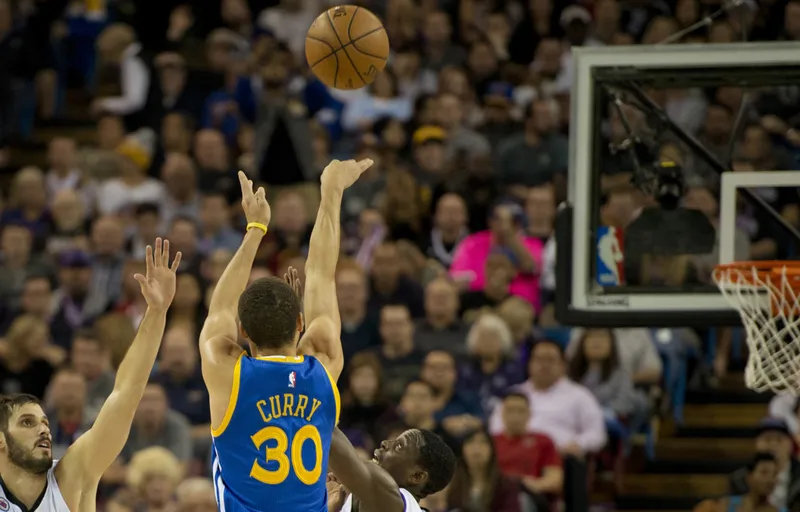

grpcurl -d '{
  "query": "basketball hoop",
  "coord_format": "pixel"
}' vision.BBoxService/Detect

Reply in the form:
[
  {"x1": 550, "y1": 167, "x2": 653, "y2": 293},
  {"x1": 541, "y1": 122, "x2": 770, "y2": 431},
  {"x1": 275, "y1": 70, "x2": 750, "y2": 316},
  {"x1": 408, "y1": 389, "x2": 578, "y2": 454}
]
[{"x1": 713, "y1": 261, "x2": 800, "y2": 393}]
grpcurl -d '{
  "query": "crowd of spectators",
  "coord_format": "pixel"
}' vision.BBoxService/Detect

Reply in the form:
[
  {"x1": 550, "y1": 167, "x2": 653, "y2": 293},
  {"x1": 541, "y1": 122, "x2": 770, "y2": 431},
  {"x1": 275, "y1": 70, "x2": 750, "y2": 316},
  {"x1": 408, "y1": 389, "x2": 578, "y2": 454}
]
[{"x1": 0, "y1": 0, "x2": 800, "y2": 511}]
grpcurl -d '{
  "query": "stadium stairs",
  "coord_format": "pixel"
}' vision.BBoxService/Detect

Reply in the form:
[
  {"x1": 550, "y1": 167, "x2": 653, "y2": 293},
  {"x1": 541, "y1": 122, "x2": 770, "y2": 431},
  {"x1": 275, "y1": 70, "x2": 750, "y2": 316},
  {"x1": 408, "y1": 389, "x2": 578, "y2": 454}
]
[{"x1": 610, "y1": 372, "x2": 769, "y2": 512}]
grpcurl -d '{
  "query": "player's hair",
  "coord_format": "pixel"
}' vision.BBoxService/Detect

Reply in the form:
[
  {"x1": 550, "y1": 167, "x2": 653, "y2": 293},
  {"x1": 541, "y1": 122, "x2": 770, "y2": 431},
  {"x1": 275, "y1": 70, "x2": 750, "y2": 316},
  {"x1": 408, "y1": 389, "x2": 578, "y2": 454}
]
[
  {"x1": 238, "y1": 277, "x2": 301, "y2": 349},
  {"x1": 0, "y1": 394, "x2": 41, "y2": 432},
  {"x1": 416, "y1": 429, "x2": 457, "y2": 498}
]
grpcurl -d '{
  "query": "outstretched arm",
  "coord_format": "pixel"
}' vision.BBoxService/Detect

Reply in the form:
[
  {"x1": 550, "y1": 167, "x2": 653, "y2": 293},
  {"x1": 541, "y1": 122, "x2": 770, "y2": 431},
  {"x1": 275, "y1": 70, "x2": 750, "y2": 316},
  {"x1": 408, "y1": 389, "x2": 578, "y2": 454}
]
[
  {"x1": 200, "y1": 171, "x2": 270, "y2": 366},
  {"x1": 59, "y1": 239, "x2": 181, "y2": 483},
  {"x1": 297, "y1": 159, "x2": 372, "y2": 381},
  {"x1": 328, "y1": 428, "x2": 405, "y2": 512}
]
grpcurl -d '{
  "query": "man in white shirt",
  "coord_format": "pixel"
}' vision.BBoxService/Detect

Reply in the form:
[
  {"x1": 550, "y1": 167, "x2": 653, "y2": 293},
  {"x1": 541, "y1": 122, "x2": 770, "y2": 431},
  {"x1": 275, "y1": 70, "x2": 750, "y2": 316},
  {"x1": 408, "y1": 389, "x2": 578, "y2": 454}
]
[{"x1": 489, "y1": 339, "x2": 607, "y2": 512}]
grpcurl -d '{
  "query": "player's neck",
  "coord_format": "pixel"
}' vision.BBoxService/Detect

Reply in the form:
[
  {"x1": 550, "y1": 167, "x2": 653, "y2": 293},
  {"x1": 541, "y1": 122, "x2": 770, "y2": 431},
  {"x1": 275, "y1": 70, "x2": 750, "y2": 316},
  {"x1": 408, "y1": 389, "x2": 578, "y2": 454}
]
[
  {"x1": 0, "y1": 460, "x2": 47, "y2": 508},
  {"x1": 252, "y1": 346, "x2": 297, "y2": 359}
]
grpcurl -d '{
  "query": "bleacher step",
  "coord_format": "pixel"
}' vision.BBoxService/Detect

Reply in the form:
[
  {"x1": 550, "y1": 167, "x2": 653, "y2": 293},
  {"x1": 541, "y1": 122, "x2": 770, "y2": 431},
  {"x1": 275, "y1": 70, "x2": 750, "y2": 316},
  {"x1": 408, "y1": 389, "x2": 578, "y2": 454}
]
[
  {"x1": 675, "y1": 426, "x2": 758, "y2": 438},
  {"x1": 655, "y1": 438, "x2": 753, "y2": 460},
  {"x1": 621, "y1": 474, "x2": 727, "y2": 496},
  {"x1": 685, "y1": 388, "x2": 771, "y2": 405},
  {"x1": 680, "y1": 403, "x2": 768, "y2": 427},
  {"x1": 644, "y1": 459, "x2": 745, "y2": 475},
  {"x1": 616, "y1": 495, "x2": 702, "y2": 511}
]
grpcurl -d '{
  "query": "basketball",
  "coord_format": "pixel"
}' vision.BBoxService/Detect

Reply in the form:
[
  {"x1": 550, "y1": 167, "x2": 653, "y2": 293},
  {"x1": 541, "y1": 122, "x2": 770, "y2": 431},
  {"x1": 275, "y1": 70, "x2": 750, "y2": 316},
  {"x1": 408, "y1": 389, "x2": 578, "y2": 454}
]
[{"x1": 305, "y1": 5, "x2": 390, "y2": 90}]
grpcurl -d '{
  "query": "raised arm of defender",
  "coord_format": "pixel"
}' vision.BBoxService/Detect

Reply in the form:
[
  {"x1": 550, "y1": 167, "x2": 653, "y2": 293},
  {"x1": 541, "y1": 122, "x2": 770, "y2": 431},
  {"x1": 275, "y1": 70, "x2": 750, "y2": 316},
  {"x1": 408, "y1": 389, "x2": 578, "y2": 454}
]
[
  {"x1": 57, "y1": 239, "x2": 181, "y2": 487},
  {"x1": 297, "y1": 159, "x2": 373, "y2": 382}
]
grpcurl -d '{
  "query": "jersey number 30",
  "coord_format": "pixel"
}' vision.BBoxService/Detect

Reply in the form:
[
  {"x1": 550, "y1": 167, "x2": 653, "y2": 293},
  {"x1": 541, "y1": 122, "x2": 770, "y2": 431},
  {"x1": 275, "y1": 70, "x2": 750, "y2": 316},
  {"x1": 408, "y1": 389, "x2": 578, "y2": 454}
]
[{"x1": 250, "y1": 425, "x2": 323, "y2": 485}]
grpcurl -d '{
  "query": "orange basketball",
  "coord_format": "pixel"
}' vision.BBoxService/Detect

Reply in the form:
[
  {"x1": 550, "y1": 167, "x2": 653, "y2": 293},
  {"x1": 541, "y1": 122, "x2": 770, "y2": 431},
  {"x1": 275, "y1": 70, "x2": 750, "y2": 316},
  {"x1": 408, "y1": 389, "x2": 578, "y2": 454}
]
[{"x1": 305, "y1": 5, "x2": 390, "y2": 90}]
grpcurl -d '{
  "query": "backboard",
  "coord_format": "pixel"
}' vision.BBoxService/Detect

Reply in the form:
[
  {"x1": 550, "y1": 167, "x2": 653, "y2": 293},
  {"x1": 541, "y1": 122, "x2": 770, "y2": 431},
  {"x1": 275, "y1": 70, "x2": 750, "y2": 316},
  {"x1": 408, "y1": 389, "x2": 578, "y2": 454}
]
[{"x1": 555, "y1": 43, "x2": 800, "y2": 327}]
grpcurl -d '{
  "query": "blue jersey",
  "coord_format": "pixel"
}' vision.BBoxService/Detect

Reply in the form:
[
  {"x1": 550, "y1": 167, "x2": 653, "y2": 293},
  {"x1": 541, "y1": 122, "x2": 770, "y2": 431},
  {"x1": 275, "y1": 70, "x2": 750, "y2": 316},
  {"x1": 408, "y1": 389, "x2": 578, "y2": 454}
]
[{"x1": 211, "y1": 353, "x2": 340, "y2": 512}]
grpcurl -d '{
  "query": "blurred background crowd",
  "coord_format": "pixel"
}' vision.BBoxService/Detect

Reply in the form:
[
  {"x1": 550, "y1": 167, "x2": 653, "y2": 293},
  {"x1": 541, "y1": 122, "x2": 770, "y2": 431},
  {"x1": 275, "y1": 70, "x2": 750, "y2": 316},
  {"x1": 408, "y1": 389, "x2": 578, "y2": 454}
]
[{"x1": 1, "y1": 0, "x2": 800, "y2": 511}]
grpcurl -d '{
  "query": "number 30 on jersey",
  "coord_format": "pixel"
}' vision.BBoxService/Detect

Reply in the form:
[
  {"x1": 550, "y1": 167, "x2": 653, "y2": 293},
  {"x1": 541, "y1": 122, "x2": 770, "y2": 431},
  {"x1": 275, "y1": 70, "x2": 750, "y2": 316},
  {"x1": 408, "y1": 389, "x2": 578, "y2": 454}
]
[{"x1": 250, "y1": 425, "x2": 323, "y2": 485}]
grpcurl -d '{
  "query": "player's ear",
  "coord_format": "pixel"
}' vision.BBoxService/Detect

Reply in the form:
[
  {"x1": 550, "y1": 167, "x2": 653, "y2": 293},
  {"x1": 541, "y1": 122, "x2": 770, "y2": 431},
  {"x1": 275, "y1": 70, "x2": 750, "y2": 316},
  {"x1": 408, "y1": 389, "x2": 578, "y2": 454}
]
[
  {"x1": 296, "y1": 313, "x2": 304, "y2": 333},
  {"x1": 239, "y1": 324, "x2": 250, "y2": 340},
  {"x1": 408, "y1": 468, "x2": 428, "y2": 488},
  {"x1": 0, "y1": 431, "x2": 7, "y2": 450}
]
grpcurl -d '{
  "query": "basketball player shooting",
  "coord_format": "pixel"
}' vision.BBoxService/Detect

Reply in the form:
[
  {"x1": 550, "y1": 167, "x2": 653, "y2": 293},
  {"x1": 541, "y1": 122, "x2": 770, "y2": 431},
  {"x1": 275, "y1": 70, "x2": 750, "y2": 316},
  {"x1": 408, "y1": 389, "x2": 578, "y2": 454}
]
[
  {"x1": 200, "y1": 160, "x2": 372, "y2": 512},
  {"x1": 326, "y1": 427, "x2": 457, "y2": 512},
  {"x1": 0, "y1": 239, "x2": 181, "y2": 511}
]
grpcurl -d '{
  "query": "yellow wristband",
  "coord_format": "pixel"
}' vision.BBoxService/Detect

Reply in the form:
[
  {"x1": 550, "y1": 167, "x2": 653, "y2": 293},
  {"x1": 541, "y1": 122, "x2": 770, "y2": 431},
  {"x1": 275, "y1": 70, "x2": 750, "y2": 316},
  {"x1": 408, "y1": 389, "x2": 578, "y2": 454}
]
[{"x1": 246, "y1": 222, "x2": 268, "y2": 234}]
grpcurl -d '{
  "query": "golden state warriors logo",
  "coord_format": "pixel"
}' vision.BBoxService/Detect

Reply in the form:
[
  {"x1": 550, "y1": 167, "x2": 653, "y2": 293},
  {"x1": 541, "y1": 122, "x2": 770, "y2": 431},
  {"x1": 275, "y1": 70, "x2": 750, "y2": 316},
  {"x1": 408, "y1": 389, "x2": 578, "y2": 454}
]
[{"x1": 288, "y1": 371, "x2": 296, "y2": 389}]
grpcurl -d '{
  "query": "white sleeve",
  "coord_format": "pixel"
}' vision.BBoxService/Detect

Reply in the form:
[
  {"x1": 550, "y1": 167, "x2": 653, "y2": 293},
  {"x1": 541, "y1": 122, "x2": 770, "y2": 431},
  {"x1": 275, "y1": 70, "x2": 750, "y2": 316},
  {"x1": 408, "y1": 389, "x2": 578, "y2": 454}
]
[
  {"x1": 99, "y1": 53, "x2": 150, "y2": 114},
  {"x1": 399, "y1": 489, "x2": 423, "y2": 512}
]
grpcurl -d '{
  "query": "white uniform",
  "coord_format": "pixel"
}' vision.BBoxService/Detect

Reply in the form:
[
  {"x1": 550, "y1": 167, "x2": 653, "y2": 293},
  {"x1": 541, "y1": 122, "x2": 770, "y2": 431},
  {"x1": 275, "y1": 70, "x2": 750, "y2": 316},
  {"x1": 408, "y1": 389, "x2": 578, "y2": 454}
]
[
  {"x1": 341, "y1": 488, "x2": 423, "y2": 512},
  {"x1": 0, "y1": 461, "x2": 70, "y2": 512}
]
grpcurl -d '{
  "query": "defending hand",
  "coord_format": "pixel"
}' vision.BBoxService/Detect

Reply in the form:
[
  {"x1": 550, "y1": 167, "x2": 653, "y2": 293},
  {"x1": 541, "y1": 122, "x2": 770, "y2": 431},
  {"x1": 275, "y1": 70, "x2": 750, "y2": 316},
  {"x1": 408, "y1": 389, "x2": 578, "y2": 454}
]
[{"x1": 135, "y1": 238, "x2": 182, "y2": 312}]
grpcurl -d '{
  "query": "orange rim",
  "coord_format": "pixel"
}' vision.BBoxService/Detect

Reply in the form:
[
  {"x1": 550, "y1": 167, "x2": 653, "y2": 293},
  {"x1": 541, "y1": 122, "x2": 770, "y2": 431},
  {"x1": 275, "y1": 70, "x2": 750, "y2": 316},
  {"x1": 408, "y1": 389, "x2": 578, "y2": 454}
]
[
  {"x1": 714, "y1": 260, "x2": 800, "y2": 292},
  {"x1": 714, "y1": 261, "x2": 800, "y2": 317}
]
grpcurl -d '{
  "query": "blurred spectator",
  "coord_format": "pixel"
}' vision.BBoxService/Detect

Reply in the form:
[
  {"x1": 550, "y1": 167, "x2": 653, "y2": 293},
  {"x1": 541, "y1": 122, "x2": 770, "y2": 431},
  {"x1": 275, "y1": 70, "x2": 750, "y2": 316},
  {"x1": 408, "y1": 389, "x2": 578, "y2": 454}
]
[
  {"x1": 421, "y1": 350, "x2": 483, "y2": 437},
  {"x1": 365, "y1": 304, "x2": 424, "y2": 401},
  {"x1": 168, "y1": 218, "x2": 205, "y2": 277},
  {"x1": 489, "y1": 340, "x2": 607, "y2": 455},
  {"x1": 729, "y1": 418, "x2": 800, "y2": 510},
  {"x1": 494, "y1": 392, "x2": 563, "y2": 509},
  {"x1": 96, "y1": 115, "x2": 127, "y2": 151},
  {"x1": 422, "y1": 193, "x2": 470, "y2": 269},
  {"x1": 460, "y1": 253, "x2": 515, "y2": 320},
  {"x1": 128, "y1": 204, "x2": 163, "y2": 259},
  {"x1": 438, "y1": 92, "x2": 491, "y2": 160},
  {"x1": 110, "y1": 446, "x2": 185, "y2": 512},
  {"x1": 460, "y1": 313, "x2": 525, "y2": 413},
  {"x1": 46, "y1": 367, "x2": 92, "y2": 459},
  {"x1": 10, "y1": 273, "x2": 56, "y2": 336},
  {"x1": 92, "y1": 24, "x2": 149, "y2": 122},
  {"x1": 497, "y1": 297, "x2": 536, "y2": 357},
  {"x1": 121, "y1": 382, "x2": 193, "y2": 464},
  {"x1": 342, "y1": 70, "x2": 413, "y2": 133},
  {"x1": 175, "y1": 477, "x2": 217, "y2": 512},
  {"x1": 368, "y1": 242, "x2": 425, "y2": 317},
  {"x1": 451, "y1": 202, "x2": 542, "y2": 311},
  {"x1": 696, "y1": 453, "x2": 784, "y2": 512},
  {"x1": 415, "y1": 278, "x2": 468, "y2": 355},
  {"x1": 199, "y1": 191, "x2": 243, "y2": 253},
  {"x1": 2, "y1": 167, "x2": 52, "y2": 243},
  {"x1": 496, "y1": 99, "x2": 568, "y2": 191},
  {"x1": 252, "y1": 51, "x2": 317, "y2": 188},
  {"x1": 567, "y1": 328, "x2": 651, "y2": 434},
  {"x1": 160, "y1": 153, "x2": 200, "y2": 227},
  {"x1": 151, "y1": 327, "x2": 210, "y2": 438},
  {"x1": 447, "y1": 428, "x2": 522, "y2": 512},
  {"x1": 69, "y1": 328, "x2": 115, "y2": 419},
  {"x1": 0, "y1": 315, "x2": 62, "y2": 398},
  {"x1": 87, "y1": 216, "x2": 127, "y2": 317},
  {"x1": 46, "y1": 137, "x2": 96, "y2": 211},
  {"x1": 98, "y1": 132, "x2": 164, "y2": 215},
  {"x1": 340, "y1": 352, "x2": 390, "y2": 442},
  {"x1": 337, "y1": 260, "x2": 381, "y2": 363},
  {"x1": 169, "y1": 273, "x2": 206, "y2": 334},
  {"x1": 395, "y1": 380, "x2": 459, "y2": 451},
  {"x1": 48, "y1": 189, "x2": 91, "y2": 256}
]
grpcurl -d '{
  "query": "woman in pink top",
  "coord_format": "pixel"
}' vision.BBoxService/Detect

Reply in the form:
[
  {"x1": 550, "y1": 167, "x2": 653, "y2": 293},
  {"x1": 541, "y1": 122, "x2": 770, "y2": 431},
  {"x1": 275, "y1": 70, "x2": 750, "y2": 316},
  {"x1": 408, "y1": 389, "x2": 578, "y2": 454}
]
[{"x1": 449, "y1": 202, "x2": 543, "y2": 312}]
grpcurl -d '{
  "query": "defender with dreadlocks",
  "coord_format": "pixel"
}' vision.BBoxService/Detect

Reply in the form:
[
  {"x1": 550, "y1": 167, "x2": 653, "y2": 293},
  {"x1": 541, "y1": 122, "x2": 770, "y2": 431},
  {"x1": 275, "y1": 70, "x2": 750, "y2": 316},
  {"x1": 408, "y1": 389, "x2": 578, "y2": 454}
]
[{"x1": 327, "y1": 427, "x2": 457, "y2": 512}]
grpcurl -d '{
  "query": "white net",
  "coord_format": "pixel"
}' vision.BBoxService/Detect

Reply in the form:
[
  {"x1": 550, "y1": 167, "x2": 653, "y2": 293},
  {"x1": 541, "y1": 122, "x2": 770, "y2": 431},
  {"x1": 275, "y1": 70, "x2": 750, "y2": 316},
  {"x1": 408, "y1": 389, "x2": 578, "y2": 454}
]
[{"x1": 713, "y1": 264, "x2": 800, "y2": 393}]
